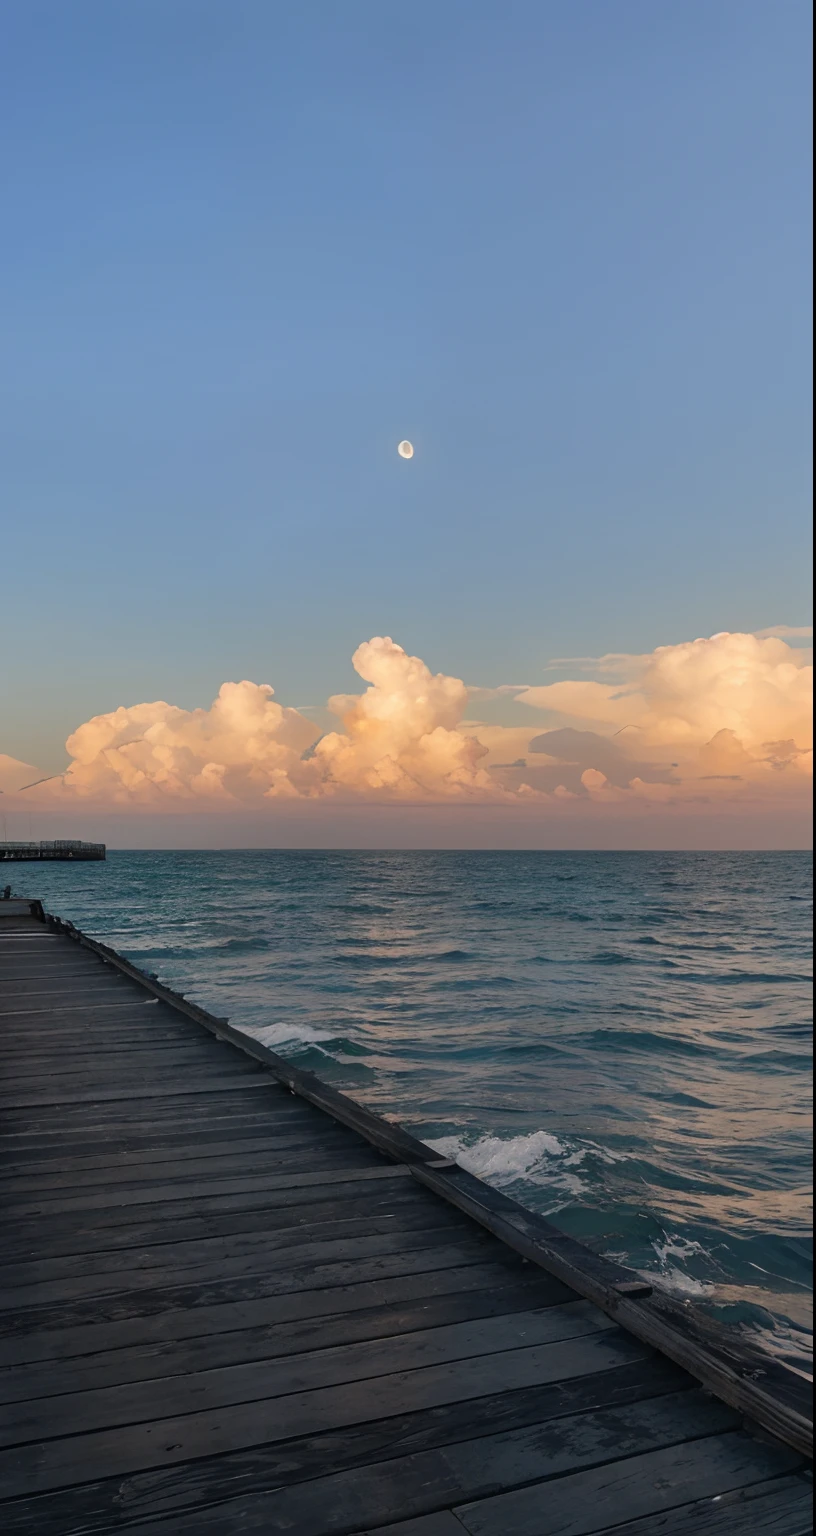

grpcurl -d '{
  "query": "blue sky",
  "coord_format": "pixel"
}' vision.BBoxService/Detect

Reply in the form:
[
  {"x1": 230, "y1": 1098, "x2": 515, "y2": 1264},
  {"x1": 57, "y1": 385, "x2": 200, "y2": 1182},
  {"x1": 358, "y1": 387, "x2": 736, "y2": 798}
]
[{"x1": 1, "y1": 0, "x2": 812, "y2": 772}]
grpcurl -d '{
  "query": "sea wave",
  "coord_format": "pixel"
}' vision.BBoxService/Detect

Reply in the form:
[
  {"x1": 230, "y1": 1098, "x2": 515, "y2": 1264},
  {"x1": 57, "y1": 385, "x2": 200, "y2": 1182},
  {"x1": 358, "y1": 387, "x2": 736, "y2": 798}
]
[{"x1": 426, "y1": 1127, "x2": 622, "y2": 1200}]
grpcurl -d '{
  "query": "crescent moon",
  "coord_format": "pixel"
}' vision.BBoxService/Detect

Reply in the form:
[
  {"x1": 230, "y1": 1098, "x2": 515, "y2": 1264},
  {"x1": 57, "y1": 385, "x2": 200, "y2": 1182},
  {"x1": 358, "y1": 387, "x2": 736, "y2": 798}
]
[{"x1": 397, "y1": 440, "x2": 414, "y2": 459}]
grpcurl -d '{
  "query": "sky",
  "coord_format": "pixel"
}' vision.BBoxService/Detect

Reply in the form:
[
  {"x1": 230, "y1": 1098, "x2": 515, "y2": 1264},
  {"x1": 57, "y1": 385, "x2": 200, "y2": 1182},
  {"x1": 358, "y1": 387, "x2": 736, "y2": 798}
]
[{"x1": 1, "y1": 0, "x2": 812, "y2": 846}]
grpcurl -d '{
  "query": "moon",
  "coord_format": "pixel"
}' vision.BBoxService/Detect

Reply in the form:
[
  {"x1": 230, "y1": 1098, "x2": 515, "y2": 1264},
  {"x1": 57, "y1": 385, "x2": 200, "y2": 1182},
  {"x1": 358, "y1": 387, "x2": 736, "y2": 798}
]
[{"x1": 397, "y1": 440, "x2": 414, "y2": 459}]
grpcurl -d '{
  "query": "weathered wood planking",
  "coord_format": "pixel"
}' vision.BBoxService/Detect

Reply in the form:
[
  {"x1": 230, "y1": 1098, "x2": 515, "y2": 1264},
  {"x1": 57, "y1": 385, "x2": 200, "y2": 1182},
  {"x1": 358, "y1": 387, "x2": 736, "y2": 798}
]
[{"x1": 0, "y1": 899, "x2": 811, "y2": 1536}]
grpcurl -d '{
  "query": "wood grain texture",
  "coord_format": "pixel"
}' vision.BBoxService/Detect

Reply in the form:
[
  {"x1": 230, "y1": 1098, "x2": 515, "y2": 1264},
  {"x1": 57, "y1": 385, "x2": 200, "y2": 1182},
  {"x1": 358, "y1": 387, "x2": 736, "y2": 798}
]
[
  {"x1": 0, "y1": 1278, "x2": 567, "y2": 1403},
  {"x1": 0, "y1": 1332, "x2": 650, "y2": 1496},
  {"x1": 589, "y1": 1473, "x2": 812, "y2": 1535},
  {"x1": 0, "y1": 1362, "x2": 687, "y2": 1533},
  {"x1": 453, "y1": 1433, "x2": 803, "y2": 1535},
  {"x1": 0, "y1": 1223, "x2": 484, "y2": 1317},
  {"x1": 0, "y1": 1259, "x2": 546, "y2": 1369},
  {"x1": 96, "y1": 1391, "x2": 742, "y2": 1535},
  {"x1": 0, "y1": 1303, "x2": 618, "y2": 1446}
]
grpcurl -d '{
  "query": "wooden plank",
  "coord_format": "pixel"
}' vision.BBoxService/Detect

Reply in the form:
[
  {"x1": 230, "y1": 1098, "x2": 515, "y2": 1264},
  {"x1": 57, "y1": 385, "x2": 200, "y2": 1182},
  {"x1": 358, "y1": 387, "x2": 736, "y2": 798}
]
[
  {"x1": 0, "y1": 1102, "x2": 296, "y2": 1136},
  {"x1": 0, "y1": 1357, "x2": 691, "y2": 1536},
  {"x1": 0, "y1": 1180, "x2": 460, "y2": 1258},
  {"x1": 0, "y1": 1184, "x2": 465, "y2": 1266},
  {"x1": 0, "y1": 941, "x2": 65, "y2": 950},
  {"x1": 0, "y1": 1115, "x2": 319, "y2": 1158},
  {"x1": 0, "y1": 987, "x2": 181, "y2": 1006},
  {"x1": 0, "y1": 1237, "x2": 497, "y2": 1341},
  {"x1": 0, "y1": 993, "x2": 143, "y2": 1011},
  {"x1": 0, "y1": 1044, "x2": 244, "y2": 1069},
  {"x1": 0, "y1": 1202, "x2": 468, "y2": 1293},
  {"x1": 0, "y1": 1097, "x2": 314, "y2": 1143},
  {"x1": 0, "y1": 939, "x2": 99, "y2": 948},
  {"x1": 0, "y1": 1276, "x2": 564, "y2": 1403},
  {"x1": 0, "y1": 1010, "x2": 217, "y2": 1035},
  {"x1": 0, "y1": 997, "x2": 197, "y2": 1018},
  {"x1": 0, "y1": 974, "x2": 148, "y2": 995},
  {"x1": 0, "y1": 1032, "x2": 208, "y2": 1056},
  {"x1": 0, "y1": 1061, "x2": 269, "y2": 1095},
  {"x1": 0, "y1": 989, "x2": 151, "y2": 1011},
  {"x1": 0, "y1": 933, "x2": 118, "y2": 947},
  {"x1": 0, "y1": 1330, "x2": 650, "y2": 1496},
  {"x1": 588, "y1": 1473, "x2": 812, "y2": 1534},
  {"x1": 0, "y1": 933, "x2": 64, "y2": 946},
  {"x1": 0, "y1": 1078, "x2": 300, "y2": 1115},
  {"x1": 0, "y1": 1013, "x2": 190, "y2": 1036},
  {"x1": 1, "y1": 1167, "x2": 422, "y2": 1256},
  {"x1": 0, "y1": 1223, "x2": 474, "y2": 1315},
  {"x1": 0, "y1": 1302, "x2": 619, "y2": 1445},
  {"x1": 0, "y1": 1257, "x2": 539, "y2": 1367},
  {"x1": 0, "y1": 1080, "x2": 294, "y2": 1114},
  {"x1": 0, "y1": 1075, "x2": 276, "y2": 1108},
  {"x1": 0, "y1": 1008, "x2": 192, "y2": 1036},
  {"x1": 0, "y1": 965, "x2": 103, "y2": 980},
  {"x1": 0, "y1": 1109, "x2": 292, "y2": 1143},
  {"x1": 2, "y1": 1153, "x2": 399, "y2": 1219},
  {"x1": 0, "y1": 1120, "x2": 363, "y2": 1175},
  {"x1": 0, "y1": 1059, "x2": 269, "y2": 1092},
  {"x1": 0, "y1": 974, "x2": 126, "y2": 989},
  {"x1": 453, "y1": 1432, "x2": 803, "y2": 1536},
  {"x1": 0, "y1": 998, "x2": 169, "y2": 1020},
  {"x1": 0, "y1": 1082, "x2": 284, "y2": 1123},
  {"x1": 0, "y1": 1128, "x2": 373, "y2": 1185},
  {"x1": 0, "y1": 1057, "x2": 266, "y2": 1087},
  {"x1": 0, "y1": 1075, "x2": 267, "y2": 1112},
  {"x1": 0, "y1": 1036, "x2": 257, "y2": 1067},
  {"x1": 0, "y1": 1032, "x2": 226, "y2": 1056},
  {"x1": 0, "y1": 944, "x2": 116, "y2": 958},
  {"x1": 0, "y1": 1107, "x2": 352, "y2": 1158},
  {"x1": 91, "y1": 1391, "x2": 742, "y2": 1536},
  {"x1": 366, "y1": 1519, "x2": 468, "y2": 1536}
]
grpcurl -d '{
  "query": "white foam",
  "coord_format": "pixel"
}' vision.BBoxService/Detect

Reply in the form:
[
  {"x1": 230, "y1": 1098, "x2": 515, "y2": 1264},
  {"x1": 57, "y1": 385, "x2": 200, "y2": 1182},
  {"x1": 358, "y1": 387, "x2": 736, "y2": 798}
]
[
  {"x1": 428, "y1": 1130, "x2": 588, "y2": 1194},
  {"x1": 650, "y1": 1232, "x2": 717, "y2": 1298},
  {"x1": 654, "y1": 1265, "x2": 714, "y2": 1298},
  {"x1": 652, "y1": 1234, "x2": 708, "y2": 1265},
  {"x1": 252, "y1": 1020, "x2": 340, "y2": 1051}
]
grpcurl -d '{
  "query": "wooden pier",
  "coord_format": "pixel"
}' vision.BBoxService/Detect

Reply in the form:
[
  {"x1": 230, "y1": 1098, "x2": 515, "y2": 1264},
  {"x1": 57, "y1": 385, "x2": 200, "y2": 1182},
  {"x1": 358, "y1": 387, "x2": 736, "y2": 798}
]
[
  {"x1": 0, "y1": 842, "x2": 106, "y2": 862},
  {"x1": 0, "y1": 899, "x2": 811, "y2": 1535}
]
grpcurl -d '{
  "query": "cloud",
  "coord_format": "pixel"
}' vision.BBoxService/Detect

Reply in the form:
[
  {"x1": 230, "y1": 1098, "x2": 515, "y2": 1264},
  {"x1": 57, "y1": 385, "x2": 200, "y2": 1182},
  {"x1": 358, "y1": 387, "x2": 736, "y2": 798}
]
[
  {"x1": 754, "y1": 625, "x2": 813, "y2": 641},
  {"x1": 57, "y1": 683, "x2": 319, "y2": 803},
  {"x1": 516, "y1": 632, "x2": 812, "y2": 771},
  {"x1": 10, "y1": 630, "x2": 812, "y2": 815},
  {"x1": 0, "y1": 755, "x2": 46, "y2": 794},
  {"x1": 314, "y1": 637, "x2": 500, "y2": 798}
]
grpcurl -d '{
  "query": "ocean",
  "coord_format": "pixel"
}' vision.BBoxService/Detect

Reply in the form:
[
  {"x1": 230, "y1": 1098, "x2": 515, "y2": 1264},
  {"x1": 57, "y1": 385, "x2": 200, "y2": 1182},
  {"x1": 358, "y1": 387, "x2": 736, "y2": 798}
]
[{"x1": 12, "y1": 848, "x2": 813, "y2": 1376}]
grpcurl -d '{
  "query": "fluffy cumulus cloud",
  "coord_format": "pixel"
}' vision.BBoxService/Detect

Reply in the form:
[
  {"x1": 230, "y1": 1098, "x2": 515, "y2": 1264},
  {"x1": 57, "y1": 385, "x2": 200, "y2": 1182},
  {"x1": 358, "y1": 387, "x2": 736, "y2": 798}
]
[
  {"x1": 10, "y1": 630, "x2": 812, "y2": 815},
  {"x1": 314, "y1": 638, "x2": 497, "y2": 798},
  {"x1": 515, "y1": 631, "x2": 812, "y2": 800},
  {"x1": 59, "y1": 683, "x2": 318, "y2": 802},
  {"x1": 517, "y1": 632, "x2": 811, "y2": 754}
]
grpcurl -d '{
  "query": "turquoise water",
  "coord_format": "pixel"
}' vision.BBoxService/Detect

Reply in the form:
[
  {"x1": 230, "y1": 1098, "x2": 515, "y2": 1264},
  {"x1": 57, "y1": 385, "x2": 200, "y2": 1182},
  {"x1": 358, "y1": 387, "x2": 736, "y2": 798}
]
[{"x1": 13, "y1": 849, "x2": 813, "y2": 1374}]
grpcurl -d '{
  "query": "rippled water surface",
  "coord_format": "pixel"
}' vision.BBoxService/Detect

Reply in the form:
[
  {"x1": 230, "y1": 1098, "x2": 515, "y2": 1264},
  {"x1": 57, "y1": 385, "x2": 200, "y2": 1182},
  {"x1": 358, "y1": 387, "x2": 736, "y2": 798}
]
[{"x1": 17, "y1": 849, "x2": 813, "y2": 1372}]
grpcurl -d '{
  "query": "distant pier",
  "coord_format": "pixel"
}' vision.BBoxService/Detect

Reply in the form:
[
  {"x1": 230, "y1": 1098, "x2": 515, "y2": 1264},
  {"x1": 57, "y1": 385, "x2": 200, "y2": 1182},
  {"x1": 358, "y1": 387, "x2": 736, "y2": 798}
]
[{"x1": 0, "y1": 841, "x2": 106, "y2": 862}]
